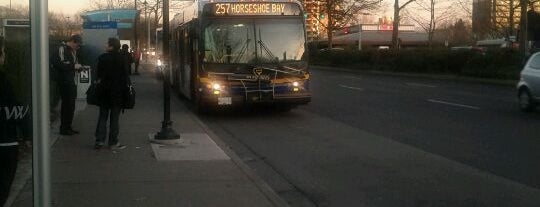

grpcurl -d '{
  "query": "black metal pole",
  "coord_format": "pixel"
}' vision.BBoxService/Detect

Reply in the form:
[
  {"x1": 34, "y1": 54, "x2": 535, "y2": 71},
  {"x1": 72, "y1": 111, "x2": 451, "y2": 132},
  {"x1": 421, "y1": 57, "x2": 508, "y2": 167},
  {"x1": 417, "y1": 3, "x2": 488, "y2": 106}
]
[
  {"x1": 133, "y1": 0, "x2": 140, "y2": 75},
  {"x1": 155, "y1": 0, "x2": 180, "y2": 140}
]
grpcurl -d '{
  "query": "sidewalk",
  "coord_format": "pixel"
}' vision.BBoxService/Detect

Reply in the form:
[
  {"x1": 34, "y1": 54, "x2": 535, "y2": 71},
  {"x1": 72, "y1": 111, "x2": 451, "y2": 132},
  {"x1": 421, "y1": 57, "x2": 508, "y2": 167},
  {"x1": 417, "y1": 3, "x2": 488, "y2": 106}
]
[{"x1": 9, "y1": 64, "x2": 288, "y2": 207}]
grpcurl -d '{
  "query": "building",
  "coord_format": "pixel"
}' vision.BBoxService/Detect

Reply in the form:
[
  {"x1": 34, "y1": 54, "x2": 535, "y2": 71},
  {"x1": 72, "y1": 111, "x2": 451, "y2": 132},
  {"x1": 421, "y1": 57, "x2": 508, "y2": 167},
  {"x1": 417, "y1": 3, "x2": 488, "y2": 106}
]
[
  {"x1": 473, "y1": 0, "x2": 540, "y2": 39},
  {"x1": 329, "y1": 24, "x2": 429, "y2": 49},
  {"x1": 303, "y1": 0, "x2": 325, "y2": 40}
]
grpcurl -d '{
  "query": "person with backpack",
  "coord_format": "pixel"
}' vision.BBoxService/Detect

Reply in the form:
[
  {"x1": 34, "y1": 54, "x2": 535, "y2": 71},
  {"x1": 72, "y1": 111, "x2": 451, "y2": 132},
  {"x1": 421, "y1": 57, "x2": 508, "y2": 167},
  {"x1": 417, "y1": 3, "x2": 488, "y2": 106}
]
[{"x1": 94, "y1": 38, "x2": 130, "y2": 150}]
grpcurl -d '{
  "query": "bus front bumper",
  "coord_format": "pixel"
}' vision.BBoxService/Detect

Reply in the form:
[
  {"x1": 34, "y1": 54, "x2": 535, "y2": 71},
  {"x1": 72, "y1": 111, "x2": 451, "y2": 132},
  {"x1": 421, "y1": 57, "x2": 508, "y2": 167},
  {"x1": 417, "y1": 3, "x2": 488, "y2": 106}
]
[{"x1": 199, "y1": 92, "x2": 311, "y2": 107}]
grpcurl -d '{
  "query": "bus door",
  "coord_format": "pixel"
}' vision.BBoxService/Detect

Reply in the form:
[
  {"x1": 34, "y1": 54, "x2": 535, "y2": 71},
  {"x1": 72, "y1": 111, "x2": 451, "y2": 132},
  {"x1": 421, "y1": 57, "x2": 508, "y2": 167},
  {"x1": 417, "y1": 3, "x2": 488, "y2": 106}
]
[
  {"x1": 172, "y1": 28, "x2": 181, "y2": 90},
  {"x1": 179, "y1": 25, "x2": 193, "y2": 98}
]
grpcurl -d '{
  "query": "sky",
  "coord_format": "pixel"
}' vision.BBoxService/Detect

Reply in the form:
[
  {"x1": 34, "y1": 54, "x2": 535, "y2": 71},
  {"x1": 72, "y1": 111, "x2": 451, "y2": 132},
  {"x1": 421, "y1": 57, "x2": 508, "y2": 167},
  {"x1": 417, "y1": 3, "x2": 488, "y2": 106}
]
[
  {"x1": 0, "y1": 0, "x2": 89, "y2": 15},
  {"x1": 0, "y1": 0, "x2": 470, "y2": 25},
  {"x1": 0, "y1": 0, "x2": 395, "y2": 16}
]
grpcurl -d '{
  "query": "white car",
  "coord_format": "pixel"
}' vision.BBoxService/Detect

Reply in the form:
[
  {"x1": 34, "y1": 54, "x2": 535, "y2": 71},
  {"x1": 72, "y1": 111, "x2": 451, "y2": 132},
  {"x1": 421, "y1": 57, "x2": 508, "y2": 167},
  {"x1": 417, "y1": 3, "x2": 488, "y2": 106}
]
[{"x1": 517, "y1": 52, "x2": 540, "y2": 112}]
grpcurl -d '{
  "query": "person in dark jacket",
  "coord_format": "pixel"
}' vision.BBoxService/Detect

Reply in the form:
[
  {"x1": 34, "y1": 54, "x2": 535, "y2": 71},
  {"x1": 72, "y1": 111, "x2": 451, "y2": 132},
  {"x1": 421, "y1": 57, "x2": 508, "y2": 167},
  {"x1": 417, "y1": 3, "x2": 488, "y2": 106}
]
[
  {"x1": 51, "y1": 34, "x2": 83, "y2": 135},
  {"x1": 0, "y1": 36, "x2": 29, "y2": 206},
  {"x1": 120, "y1": 44, "x2": 134, "y2": 75},
  {"x1": 94, "y1": 38, "x2": 129, "y2": 150},
  {"x1": 133, "y1": 49, "x2": 141, "y2": 75}
]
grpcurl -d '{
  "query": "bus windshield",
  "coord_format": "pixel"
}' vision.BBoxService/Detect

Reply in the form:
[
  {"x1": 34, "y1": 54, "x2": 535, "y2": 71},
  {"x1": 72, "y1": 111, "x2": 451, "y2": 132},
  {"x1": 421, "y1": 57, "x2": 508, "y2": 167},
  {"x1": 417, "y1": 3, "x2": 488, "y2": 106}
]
[{"x1": 203, "y1": 18, "x2": 305, "y2": 64}]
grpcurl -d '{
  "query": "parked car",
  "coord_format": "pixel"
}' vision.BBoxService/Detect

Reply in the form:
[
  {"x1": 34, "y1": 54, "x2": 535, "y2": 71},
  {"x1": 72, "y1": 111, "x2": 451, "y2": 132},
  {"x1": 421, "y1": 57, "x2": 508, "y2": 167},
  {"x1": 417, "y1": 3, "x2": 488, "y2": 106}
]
[
  {"x1": 450, "y1": 46, "x2": 486, "y2": 55},
  {"x1": 517, "y1": 52, "x2": 540, "y2": 112}
]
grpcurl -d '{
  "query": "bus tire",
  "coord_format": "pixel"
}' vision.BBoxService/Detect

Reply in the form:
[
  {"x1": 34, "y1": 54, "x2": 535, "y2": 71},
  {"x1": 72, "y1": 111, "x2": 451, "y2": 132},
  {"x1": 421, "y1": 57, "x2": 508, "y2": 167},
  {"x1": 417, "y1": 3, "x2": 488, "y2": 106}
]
[{"x1": 194, "y1": 91, "x2": 208, "y2": 114}]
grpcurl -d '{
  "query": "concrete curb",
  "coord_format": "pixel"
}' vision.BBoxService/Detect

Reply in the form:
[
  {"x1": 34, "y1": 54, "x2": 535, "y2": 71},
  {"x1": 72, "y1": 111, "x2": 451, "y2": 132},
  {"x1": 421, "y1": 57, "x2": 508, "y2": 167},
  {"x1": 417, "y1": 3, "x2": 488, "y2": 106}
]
[
  {"x1": 312, "y1": 65, "x2": 518, "y2": 87},
  {"x1": 185, "y1": 111, "x2": 291, "y2": 207}
]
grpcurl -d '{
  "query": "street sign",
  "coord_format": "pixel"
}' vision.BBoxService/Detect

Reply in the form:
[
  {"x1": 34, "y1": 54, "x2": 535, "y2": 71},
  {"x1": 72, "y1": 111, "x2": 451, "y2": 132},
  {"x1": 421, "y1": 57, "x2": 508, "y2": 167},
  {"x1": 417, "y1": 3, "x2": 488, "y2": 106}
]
[
  {"x1": 80, "y1": 70, "x2": 89, "y2": 83},
  {"x1": 83, "y1": 21, "x2": 118, "y2": 29}
]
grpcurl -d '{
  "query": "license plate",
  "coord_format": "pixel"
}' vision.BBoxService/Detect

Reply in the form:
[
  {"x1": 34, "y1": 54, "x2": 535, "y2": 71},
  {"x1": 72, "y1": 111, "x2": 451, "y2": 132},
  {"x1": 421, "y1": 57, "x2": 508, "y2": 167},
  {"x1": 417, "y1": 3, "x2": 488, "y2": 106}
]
[{"x1": 218, "y1": 97, "x2": 232, "y2": 105}]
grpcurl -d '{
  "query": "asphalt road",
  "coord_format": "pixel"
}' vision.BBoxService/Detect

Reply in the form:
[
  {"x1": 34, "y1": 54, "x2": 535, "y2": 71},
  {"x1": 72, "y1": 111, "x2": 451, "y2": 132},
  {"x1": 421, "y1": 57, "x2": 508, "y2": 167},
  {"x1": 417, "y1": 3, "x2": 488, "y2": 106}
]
[{"x1": 195, "y1": 68, "x2": 540, "y2": 207}]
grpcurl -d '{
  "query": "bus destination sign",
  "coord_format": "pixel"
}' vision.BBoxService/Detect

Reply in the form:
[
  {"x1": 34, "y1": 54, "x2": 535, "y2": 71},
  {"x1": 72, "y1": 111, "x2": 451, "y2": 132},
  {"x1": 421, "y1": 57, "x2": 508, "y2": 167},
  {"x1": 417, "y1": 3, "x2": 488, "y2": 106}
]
[{"x1": 204, "y1": 3, "x2": 301, "y2": 16}]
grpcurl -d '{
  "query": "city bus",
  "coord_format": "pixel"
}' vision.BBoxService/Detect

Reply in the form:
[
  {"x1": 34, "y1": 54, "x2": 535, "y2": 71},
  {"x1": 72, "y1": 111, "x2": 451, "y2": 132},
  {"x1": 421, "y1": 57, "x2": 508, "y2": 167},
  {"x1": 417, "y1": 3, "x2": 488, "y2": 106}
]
[{"x1": 167, "y1": 0, "x2": 310, "y2": 111}]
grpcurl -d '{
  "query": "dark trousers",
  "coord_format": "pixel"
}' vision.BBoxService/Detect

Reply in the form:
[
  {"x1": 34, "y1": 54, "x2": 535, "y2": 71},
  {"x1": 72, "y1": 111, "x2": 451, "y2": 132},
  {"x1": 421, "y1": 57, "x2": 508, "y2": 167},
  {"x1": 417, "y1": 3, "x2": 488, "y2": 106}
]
[
  {"x1": 134, "y1": 62, "x2": 139, "y2": 73},
  {"x1": 59, "y1": 83, "x2": 77, "y2": 131},
  {"x1": 95, "y1": 106, "x2": 122, "y2": 145},
  {"x1": 0, "y1": 146, "x2": 18, "y2": 206}
]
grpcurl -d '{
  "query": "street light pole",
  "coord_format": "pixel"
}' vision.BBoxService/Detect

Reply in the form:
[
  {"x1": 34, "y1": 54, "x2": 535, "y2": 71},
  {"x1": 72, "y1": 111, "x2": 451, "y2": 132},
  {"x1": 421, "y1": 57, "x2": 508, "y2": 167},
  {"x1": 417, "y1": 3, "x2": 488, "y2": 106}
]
[
  {"x1": 134, "y1": 0, "x2": 138, "y2": 50},
  {"x1": 134, "y1": 0, "x2": 140, "y2": 75},
  {"x1": 30, "y1": 0, "x2": 51, "y2": 206},
  {"x1": 154, "y1": 0, "x2": 180, "y2": 142},
  {"x1": 65, "y1": 16, "x2": 71, "y2": 36},
  {"x1": 143, "y1": 0, "x2": 149, "y2": 63},
  {"x1": 358, "y1": 25, "x2": 362, "y2": 51},
  {"x1": 145, "y1": 0, "x2": 151, "y2": 60},
  {"x1": 358, "y1": 13, "x2": 370, "y2": 51}
]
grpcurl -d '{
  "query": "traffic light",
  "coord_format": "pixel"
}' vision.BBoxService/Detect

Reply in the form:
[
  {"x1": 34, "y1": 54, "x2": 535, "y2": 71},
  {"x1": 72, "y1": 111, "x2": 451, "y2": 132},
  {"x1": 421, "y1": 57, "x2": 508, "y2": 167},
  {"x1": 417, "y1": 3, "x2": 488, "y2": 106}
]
[
  {"x1": 320, "y1": 14, "x2": 325, "y2": 19},
  {"x1": 304, "y1": 13, "x2": 309, "y2": 18}
]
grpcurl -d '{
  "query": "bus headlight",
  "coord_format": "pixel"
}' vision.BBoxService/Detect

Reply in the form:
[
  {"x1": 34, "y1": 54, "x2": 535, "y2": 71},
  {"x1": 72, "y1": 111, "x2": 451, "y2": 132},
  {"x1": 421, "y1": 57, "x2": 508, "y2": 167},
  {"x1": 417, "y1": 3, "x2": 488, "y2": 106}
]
[
  {"x1": 292, "y1": 81, "x2": 300, "y2": 92},
  {"x1": 211, "y1": 83, "x2": 222, "y2": 95},
  {"x1": 212, "y1": 83, "x2": 221, "y2": 90}
]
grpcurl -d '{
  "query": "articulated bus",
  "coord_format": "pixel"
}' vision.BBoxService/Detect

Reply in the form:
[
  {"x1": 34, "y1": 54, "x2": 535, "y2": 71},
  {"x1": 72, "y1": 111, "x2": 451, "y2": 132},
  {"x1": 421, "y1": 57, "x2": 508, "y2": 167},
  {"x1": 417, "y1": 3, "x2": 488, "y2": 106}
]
[{"x1": 167, "y1": 0, "x2": 311, "y2": 111}]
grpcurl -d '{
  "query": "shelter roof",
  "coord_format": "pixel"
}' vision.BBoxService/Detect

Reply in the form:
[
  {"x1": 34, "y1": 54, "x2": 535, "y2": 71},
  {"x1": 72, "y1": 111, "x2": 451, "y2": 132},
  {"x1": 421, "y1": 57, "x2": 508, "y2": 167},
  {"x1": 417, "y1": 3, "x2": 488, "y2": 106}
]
[{"x1": 81, "y1": 9, "x2": 138, "y2": 29}]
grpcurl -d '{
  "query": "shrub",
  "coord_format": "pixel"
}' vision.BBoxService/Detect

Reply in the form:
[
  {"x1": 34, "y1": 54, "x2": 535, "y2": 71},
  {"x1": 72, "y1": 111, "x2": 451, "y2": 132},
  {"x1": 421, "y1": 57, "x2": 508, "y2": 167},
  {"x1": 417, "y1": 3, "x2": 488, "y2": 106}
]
[{"x1": 309, "y1": 48, "x2": 522, "y2": 80}]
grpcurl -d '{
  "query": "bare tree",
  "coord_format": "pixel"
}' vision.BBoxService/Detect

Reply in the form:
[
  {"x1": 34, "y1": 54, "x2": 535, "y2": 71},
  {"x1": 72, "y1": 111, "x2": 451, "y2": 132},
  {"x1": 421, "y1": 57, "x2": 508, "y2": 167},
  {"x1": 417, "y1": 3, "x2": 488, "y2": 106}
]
[
  {"x1": 316, "y1": 0, "x2": 382, "y2": 49},
  {"x1": 405, "y1": 0, "x2": 456, "y2": 48},
  {"x1": 89, "y1": 0, "x2": 134, "y2": 10},
  {"x1": 456, "y1": 0, "x2": 472, "y2": 17},
  {"x1": 493, "y1": 0, "x2": 521, "y2": 37},
  {"x1": 392, "y1": 0, "x2": 416, "y2": 49}
]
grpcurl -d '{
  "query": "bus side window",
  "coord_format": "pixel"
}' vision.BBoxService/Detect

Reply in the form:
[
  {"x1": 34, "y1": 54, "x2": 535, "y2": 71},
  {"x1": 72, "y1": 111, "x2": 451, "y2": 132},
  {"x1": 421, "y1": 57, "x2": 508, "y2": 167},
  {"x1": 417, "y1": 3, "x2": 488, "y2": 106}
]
[
  {"x1": 179, "y1": 28, "x2": 185, "y2": 68},
  {"x1": 184, "y1": 29, "x2": 191, "y2": 65}
]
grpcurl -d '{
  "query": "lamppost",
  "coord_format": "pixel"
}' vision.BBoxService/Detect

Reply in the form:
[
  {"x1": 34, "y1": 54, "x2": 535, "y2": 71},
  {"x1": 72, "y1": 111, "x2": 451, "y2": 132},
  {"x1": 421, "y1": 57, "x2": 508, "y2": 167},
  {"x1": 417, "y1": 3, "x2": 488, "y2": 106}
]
[
  {"x1": 143, "y1": 0, "x2": 150, "y2": 63},
  {"x1": 358, "y1": 13, "x2": 370, "y2": 51},
  {"x1": 133, "y1": 0, "x2": 140, "y2": 75},
  {"x1": 153, "y1": 0, "x2": 180, "y2": 142},
  {"x1": 143, "y1": 0, "x2": 147, "y2": 62},
  {"x1": 65, "y1": 16, "x2": 71, "y2": 36}
]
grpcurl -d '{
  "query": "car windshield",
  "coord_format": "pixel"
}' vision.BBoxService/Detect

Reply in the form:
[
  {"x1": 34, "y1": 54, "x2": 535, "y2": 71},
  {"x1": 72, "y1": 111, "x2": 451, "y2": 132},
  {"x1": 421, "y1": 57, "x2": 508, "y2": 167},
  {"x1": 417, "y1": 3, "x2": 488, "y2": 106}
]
[{"x1": 203, "y1": 18, "x2": 305, "y2": 64}]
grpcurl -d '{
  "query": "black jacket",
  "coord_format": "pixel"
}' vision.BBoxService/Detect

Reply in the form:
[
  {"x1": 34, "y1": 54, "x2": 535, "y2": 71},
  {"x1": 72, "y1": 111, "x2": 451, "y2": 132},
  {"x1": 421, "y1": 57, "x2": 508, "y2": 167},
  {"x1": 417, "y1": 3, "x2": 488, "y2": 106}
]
[
  {"x1": 96, "y1": 51, "x2": 129, "y2": 107},
  {"x1": 51, "y1": 43, "x2": 81, "y2": 85},
  {"x1": 0, "y1": 71, "x2": 29, "y2": 145}
]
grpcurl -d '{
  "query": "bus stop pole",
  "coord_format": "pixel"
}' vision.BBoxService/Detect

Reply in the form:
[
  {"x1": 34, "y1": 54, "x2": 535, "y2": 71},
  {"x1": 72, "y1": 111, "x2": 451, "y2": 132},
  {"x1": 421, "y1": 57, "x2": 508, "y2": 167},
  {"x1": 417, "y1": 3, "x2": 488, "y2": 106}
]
[
  {"x1": 154, "y1": 0, "x2": 180, "y2": 141},
  {"x1": 30, "y1": 0, "x2": 51, "y2": 206}
]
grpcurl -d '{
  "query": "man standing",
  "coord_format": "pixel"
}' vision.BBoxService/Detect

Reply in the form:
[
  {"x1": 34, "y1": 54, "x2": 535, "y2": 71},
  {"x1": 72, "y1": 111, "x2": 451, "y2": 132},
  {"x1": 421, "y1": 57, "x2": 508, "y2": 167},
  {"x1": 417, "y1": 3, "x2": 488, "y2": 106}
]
[
  {"x1": 133, "y1": 49, "x2": 141, "y2": 75},
  {"x1": 51, "y1": 34, "x2": 83, "y2": 135},
  {"x1": 120, "y1": 44, "x2": 134, "y2": 75}
]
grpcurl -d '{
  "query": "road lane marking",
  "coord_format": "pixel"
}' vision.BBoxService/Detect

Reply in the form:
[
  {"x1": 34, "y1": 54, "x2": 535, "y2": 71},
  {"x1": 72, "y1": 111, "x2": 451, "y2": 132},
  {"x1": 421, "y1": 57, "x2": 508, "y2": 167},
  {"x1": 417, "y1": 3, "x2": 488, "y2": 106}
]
[
  {"x1": 427, "y1": 99, "x2": 480, "y2": 110},
  {"x1": 406, "y1": 82, "x2": 438, "y2": 88},
  {"x1": 342, "y1": 75, "x2": 363, "y2": 80},
  {"x1": 339, "y1": 84, "x2": 364, "y2": 91}
]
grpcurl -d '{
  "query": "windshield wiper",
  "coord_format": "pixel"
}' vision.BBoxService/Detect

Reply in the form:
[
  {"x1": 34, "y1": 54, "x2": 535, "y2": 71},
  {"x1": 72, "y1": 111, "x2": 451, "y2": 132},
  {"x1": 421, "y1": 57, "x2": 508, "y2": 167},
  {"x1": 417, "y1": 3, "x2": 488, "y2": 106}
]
[
  {"x1": 233, "y1": 28, "x2": 252, "y2": 63},
  {"x1": 258, "y1": 39, "x2": 279, "y2": 63},
  {"x1": 255, "y1": 29, "x2": 305, "y2": 76}
]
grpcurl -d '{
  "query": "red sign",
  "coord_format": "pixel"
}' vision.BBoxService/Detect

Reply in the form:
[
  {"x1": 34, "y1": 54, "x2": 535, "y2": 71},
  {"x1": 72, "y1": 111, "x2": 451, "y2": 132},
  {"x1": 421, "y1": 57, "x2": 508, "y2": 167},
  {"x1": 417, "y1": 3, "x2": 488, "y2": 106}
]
[{"x1": 379, "y1": 24, "x2": 393, "y2": 31}]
